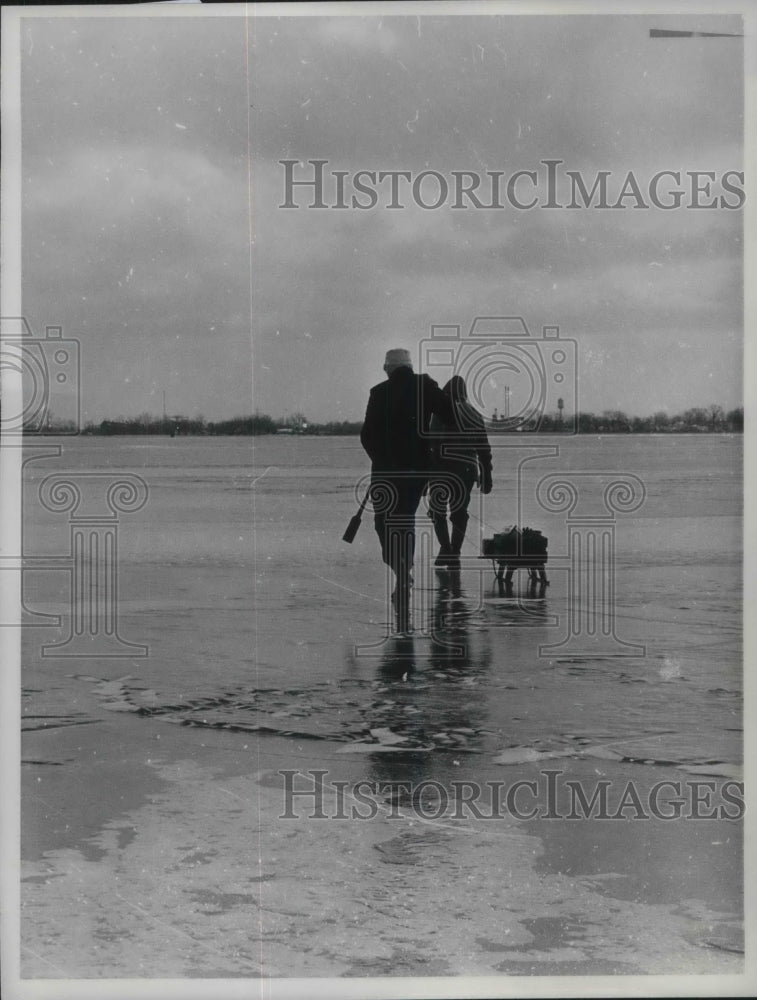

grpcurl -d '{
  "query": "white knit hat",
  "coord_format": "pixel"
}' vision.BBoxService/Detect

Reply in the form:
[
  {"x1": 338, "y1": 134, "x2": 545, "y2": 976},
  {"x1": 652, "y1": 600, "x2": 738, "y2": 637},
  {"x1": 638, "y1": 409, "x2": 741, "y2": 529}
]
[{"x1": 384, "y1": 348, "x2": 413, "y2": 370}]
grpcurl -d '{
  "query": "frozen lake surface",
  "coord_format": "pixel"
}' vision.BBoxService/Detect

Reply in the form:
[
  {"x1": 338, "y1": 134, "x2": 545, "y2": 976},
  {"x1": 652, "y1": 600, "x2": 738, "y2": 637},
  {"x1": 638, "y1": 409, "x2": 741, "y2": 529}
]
[
  {"x1": 20, "y1": 433, "x2": 743, "y2": 977},
  {"x1": 23, "y1": 433, "x2": 741, "y2": 768}
]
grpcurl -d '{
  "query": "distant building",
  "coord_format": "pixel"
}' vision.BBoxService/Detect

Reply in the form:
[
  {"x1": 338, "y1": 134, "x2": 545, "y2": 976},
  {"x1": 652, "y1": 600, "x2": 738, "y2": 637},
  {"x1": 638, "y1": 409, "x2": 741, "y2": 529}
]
[{"x1": 275, "y1": 414, "x2": 308, "y2": 434}]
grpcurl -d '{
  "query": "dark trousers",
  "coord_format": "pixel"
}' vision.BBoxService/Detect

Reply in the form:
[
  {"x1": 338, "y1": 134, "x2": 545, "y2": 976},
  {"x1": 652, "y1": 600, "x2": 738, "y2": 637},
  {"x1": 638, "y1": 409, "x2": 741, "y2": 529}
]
[
  {"x1": 372, "y1": 474, "x2": 427, "y2": 580},
  {"x1": 428, "y1": 469, "x2": 475, "y2": 532}
]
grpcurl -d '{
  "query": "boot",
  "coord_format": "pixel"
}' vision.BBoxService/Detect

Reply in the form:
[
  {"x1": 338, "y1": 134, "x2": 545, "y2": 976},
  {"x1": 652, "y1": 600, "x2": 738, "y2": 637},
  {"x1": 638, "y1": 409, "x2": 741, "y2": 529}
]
[
  {"x1": 448, "y1": 523, "x2": 467, "y2": 569},
  {"x1": 433, "y1": 516, "x2": 453, "y2": 567},
  {"x1": 393, "y1": 571, "x2": 412, "y2": 633}
]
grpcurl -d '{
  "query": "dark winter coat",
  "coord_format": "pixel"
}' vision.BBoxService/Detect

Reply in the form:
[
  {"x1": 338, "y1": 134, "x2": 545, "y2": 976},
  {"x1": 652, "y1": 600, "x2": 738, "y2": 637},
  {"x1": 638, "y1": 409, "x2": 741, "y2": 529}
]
[
  {"x1": 360, "y1": 367, "x2": 451, "y2": 474},
  {"x1": 430, "y1": 397, "x2": 492, "y2": 483}
]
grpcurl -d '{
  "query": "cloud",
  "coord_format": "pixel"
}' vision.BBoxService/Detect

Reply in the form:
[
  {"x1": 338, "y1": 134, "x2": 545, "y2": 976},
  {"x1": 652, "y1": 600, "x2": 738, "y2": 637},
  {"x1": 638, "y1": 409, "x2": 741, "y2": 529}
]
[{"x1": 17, "y1": 10, "x2": 744, "y2": 422}]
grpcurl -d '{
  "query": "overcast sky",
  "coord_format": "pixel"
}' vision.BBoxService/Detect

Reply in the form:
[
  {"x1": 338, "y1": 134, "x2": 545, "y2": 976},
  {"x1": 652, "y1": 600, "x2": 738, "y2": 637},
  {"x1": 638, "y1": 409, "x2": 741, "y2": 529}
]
[{"x1": 19, "y1": 8, "x2": 743, "y2": 424}]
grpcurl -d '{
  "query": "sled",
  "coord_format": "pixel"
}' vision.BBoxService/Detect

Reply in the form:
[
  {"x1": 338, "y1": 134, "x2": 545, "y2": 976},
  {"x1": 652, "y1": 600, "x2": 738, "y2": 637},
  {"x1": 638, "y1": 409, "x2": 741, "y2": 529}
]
[{"x1": 480, "y1": 525, "x2": 549, "y2": 585}]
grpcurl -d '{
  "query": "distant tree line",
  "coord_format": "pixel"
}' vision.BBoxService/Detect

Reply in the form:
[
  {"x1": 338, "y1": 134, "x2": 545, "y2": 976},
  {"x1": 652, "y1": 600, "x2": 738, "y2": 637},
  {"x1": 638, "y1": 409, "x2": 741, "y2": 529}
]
[
  {"x1": 539, "y1": 405, "x2": 743, "y2": 434},
  {"x1": 76, "y1": 411, "x2": 364, "y2": 436},
  {"x1": 28, "y1": 404, "x2": 744, "y2": 436},
  {"x1": 80, "y1": 413, "x2": 279, "y2": 436}
]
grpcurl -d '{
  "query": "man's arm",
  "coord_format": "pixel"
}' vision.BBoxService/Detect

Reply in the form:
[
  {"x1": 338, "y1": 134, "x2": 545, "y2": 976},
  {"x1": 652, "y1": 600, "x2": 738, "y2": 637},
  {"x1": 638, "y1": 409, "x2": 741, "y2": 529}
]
[
  {"x1": 360, "y1": 387, "x2": 382, "y2": 465},
  {"x1": 467, "y1": 406, "x2": 492, "y2": 494},
  {"x1": 476, "y1": 419, "x2": 493, "y2": 493},
  {"x1": 478, "y1": 440, "x2": 493, "y2": 493},
  {"x1": 421, "y1": 373, "x2": 454, "y2": 427}
]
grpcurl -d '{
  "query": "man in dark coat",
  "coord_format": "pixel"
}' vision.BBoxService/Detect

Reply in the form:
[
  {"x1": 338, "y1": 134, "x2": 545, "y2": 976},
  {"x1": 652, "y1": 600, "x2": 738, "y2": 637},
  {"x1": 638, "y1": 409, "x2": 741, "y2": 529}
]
[{"x1": 360, "y1": 348, "x2": 451, "y2": 628}]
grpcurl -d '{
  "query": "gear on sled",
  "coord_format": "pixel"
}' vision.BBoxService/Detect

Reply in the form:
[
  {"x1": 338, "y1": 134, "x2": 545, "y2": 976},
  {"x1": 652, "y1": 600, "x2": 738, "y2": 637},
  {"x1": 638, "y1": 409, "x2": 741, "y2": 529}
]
[{"x1": 480, "y1": 525, "x2": 549, "y2": 585}]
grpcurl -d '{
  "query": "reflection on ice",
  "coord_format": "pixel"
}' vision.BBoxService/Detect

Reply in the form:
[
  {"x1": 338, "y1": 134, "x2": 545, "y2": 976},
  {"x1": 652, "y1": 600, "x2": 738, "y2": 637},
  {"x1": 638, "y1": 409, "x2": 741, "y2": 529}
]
[{"x1": 23, "y1": 435, "x2": 743, "y2": 807}]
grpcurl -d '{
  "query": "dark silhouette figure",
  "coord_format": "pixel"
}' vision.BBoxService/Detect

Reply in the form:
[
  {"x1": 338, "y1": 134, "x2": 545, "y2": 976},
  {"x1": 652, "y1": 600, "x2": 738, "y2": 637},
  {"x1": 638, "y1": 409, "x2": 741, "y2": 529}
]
[
  {"x1": 360, "y1": 349, "x2": 451, "y2": 632},
  {"x1": 428, "y1": 376, "x2": 492, "y2": 569}
]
